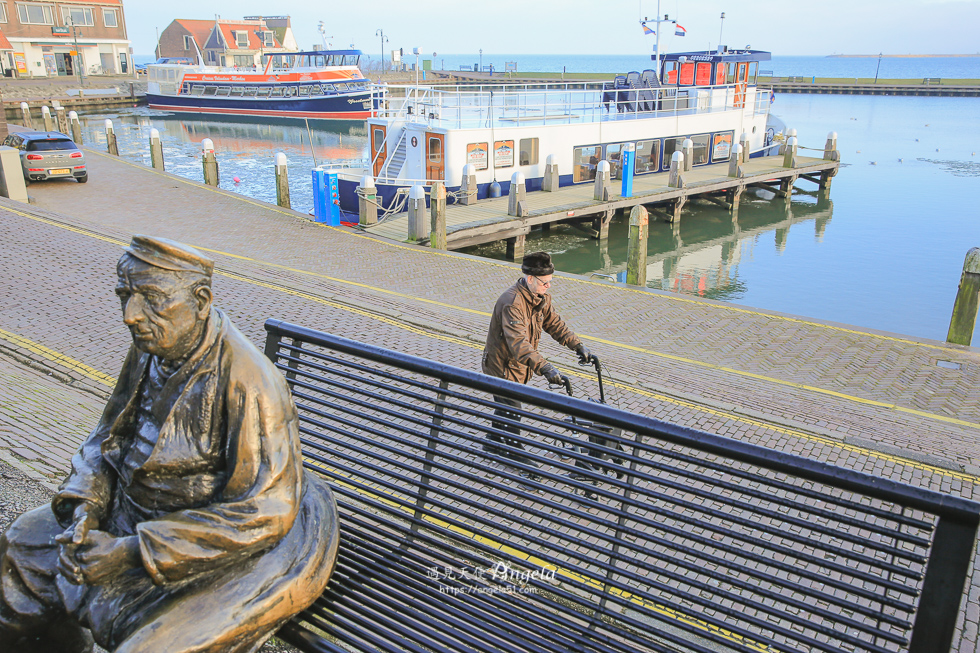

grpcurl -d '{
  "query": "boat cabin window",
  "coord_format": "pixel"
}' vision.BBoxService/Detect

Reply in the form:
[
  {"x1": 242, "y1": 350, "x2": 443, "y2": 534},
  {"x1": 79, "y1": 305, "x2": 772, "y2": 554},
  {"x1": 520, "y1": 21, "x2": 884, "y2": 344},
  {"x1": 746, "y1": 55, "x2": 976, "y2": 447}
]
[
  {"x1": 662, "y1": 137, "x2": 684, "y2": 169},
  {"x1": 345, "y1": 55, "x2": 359, "y2": 66},
  {"x1": 691, "y1": 133, "x2": 710, "y2": 165},
  {"x1": 726, "y1": 64, "x2": 736, "y2": 84},
  {"x1": 190, "y1": 85, "x2": 205, "y2": 96},
  {"x1": 428, "y1": 137, "x2": 443, "y2": 163},
  {"x1": 298, "y1": 85, "x2": 311, "y2": 97},
  {"x1": 229, "y1": 86, "x2": 244, "y2": 97},
  {"x1": 270, "y1": 87, "x2": 284, "y2": 98},
  {"x1": 336, "y1": 83, "x2": 349, "y2": 91},
  {"x1": 711, "y1": 132, "x2": 734, "y2": 161},
  {"x1": 748, "y1": 62, "x2": 759, "y2": 84},
  {"x1": 695, "y1": 62, "x2": 712, "y2": 86},
  {"x1": 715, "y1": 64, "x2": 726, "y2": 85},
  {"x1": 519, "y1": 138, "x2": 538, "y2": 166},
  {"x1": 215, "y1": 86, "x2": 230, "y2": 96},
  {"x1": 310, "y1": 84, "x2": 323, "y2": 95},
  {"x1": 573, "y1": 145, "x2": 601, "y2": 182},
  {"x1": 466, "y1": 142, "x2": 489, "y2": 170},
  {"x1": 244, "y1": 87, "x2": 257, "y2": 96},
  {"x1": 663, "y1": 61, "x2": 696, "y2": 85},
  {"x1": 256, "y1": 87, "x2": 271, "y2": 97},
  {"x1": 203, "y1": 86, "x2": 218, "y2": 96},
  {"x1": 605, "y1": 143, "x2": 627, "y2": 179},
  {"x1": 636, "y1": 139, "x2": 661, "y2": 173}
]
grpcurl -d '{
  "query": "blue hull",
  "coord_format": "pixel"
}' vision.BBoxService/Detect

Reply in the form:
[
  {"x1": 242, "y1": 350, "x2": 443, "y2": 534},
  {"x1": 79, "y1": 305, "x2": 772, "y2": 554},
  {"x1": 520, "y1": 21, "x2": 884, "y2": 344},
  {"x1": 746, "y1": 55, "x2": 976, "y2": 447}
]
[{"x1": 146, "y1": 92, "x2": 375, "y2": 120}]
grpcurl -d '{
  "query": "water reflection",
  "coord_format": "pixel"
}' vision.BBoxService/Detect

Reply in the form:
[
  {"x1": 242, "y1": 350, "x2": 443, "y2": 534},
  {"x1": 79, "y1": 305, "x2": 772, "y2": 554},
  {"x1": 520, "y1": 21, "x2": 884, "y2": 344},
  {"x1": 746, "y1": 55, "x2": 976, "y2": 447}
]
[
  {"x1": 465, "y1": 191, "x2": 833, "y2": 303},
  {"x1": 70, "y1": 107, "x2": 370, "y2": 210}
]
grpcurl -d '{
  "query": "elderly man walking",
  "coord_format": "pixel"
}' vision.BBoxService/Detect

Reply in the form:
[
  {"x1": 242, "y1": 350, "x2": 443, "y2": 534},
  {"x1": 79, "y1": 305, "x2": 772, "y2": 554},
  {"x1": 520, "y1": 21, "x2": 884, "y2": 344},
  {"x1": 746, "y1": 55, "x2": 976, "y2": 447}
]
[{"x1": 481, "y1": 251, "x2": 590, "y2": 465}]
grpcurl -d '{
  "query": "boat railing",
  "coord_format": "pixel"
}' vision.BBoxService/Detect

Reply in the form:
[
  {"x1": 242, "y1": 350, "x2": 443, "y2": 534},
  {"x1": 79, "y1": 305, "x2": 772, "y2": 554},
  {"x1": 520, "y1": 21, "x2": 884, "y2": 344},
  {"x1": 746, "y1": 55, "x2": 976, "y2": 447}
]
[{"x1": 371, "y1": 83, "x2": 771, "y2": 128}]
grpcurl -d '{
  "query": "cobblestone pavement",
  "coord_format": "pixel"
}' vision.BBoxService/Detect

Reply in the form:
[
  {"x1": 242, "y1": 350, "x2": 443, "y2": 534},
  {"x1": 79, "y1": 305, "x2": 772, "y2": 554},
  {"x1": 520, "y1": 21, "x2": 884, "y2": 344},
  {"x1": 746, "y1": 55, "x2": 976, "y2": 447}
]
[{"x1": 1, "y1": 148, "x2": 979, "y2": 649}]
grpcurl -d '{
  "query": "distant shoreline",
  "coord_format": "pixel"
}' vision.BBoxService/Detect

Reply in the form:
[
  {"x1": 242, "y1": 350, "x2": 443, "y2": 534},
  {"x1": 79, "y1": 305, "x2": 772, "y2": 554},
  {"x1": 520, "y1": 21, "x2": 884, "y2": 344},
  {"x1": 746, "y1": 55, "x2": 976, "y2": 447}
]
[{"x1": 827, "y1": 54, "x2": 980, "y2": 58}]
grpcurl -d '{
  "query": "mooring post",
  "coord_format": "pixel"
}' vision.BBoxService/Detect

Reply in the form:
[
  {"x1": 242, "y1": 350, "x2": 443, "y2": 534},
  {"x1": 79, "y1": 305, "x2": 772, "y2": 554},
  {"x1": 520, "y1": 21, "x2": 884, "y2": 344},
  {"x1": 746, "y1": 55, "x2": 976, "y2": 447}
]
[
  {"x1": 727, "y1": 184, "x2": 745, "y2": 215},
  {"x1": 626, "y1": 205, "x2": 649, "y2": 287},
  {"x1": 55, "y1": 106, "x2": 68, "y2": 135},
  {"x1": 782, "y1": 136, "x2": 798, "y2": 168},
  {"x1": 728, "y1": 143, "x2": 744, "y2": 178},
  {"x1": 505, "y1": 235, "x2": 526, "y2": 262},
  {"x1": 947, "y1": 248, "x2": 980, "y2": 346},
  {"x1": 781, "y1": 128, "x2": 797, "y2": 155},
  {"x1": 358, "y1": 174, "x2": 378, "y2": 225},
  {"x1": 68, "y1": 111, "x2": 82, "y2": 145},
  {"x1": 430, "y1": 182, "x2": 447, "y2": 250},
  {"x1": 460, "y1": 163, "x2": 476, "y2": 205},
  {"x1": 41, "y1": 105, "x2": 54, "y2": 132},
  {"x1": 593, "y1": 160, "x2": 610, "y2": 201},
  {"x1": 668, "y1": 151, "x2": 685, "y2": 188},
  {"x1": 543, "y1": 154, "x2": 559, "y2": 192},
  {"x1": 20, "y1": 102, "x2": 32, "y2": 130},
  {"x1": 823, "y1": 131, "x2": 839, "y2": 161},
  {"x1": 149, "y1": 128, "x2": 165, "y2": 171},
  {"x1": 681, "y1": 138, "x2": 693, "y2": 172},
  {"x1": 105, "y1": 119, "x2": 118, "y2": 156},
  {"x1": 507, "y1": 171, "x2": 526, "y2": 217},
  {"x1": 201, "y1": 138, "x2": 219, "y2": 185},
  {"x1": 671, "y1": 197, "x2": 687, "y2": 223},
  {"x1": 739, "y1": 131, "x2": 751, "y2": 162},
  {"x1": 407, "y1": 184, "x2": 428, "y2": 241},
  {"x1": 275, "y1": 152, "x2": 290, "y2": 209}
]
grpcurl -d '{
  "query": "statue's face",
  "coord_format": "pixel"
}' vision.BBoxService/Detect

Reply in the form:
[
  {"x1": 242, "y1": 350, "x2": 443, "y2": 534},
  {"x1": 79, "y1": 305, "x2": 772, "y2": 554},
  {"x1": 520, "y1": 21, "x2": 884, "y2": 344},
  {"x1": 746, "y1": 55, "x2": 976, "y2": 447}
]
[{"x1": 115, "y1": 258, "x2": 211, "y2": 360}]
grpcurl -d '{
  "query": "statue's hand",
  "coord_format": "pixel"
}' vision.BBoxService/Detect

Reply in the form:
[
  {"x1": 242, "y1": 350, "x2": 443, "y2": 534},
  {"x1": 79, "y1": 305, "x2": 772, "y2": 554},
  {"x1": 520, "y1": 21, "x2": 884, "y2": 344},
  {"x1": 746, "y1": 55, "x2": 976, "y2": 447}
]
[
  {"x1": 72, "y1": 532, "x2": 141, "y2": 586},
  {"x1": 55, "y1": 502, "x2": 101, "y2": 584}
]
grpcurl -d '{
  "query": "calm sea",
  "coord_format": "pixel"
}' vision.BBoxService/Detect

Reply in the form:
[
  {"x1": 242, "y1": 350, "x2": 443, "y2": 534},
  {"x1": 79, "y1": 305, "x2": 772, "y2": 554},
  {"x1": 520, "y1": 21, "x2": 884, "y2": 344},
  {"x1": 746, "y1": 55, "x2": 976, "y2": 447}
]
[{"x1": 77, "y1": 64, "x2": 980, "y2": 343}]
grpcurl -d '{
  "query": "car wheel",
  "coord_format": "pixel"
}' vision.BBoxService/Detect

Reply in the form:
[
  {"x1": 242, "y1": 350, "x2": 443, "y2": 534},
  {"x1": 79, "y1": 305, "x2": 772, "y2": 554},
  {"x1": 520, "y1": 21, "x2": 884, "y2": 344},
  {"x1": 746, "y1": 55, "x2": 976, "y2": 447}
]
[{"x1": 77, "y1": 175, "x2": 88, "y2": 184}]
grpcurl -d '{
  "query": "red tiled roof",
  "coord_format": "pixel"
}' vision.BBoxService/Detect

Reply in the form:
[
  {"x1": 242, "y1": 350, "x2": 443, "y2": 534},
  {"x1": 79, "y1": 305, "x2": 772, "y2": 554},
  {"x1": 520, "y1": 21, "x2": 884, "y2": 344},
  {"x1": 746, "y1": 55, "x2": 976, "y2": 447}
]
[
  {"x1": 216, "y1": 22, "x2": 281, "y2": 50},
  {"x1": 0, "y1": 31, "x2": 12, "y2": 51},
  {"x1": 173, "y1": 19, "x2": 216, "y2": 51}
]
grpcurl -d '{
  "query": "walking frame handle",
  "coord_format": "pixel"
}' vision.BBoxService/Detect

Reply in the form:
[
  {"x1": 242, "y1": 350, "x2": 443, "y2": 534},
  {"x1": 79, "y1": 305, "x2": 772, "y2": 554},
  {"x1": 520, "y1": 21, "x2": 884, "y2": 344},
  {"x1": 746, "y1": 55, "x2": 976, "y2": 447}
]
[{"x1": 578, "y1": 354, "x2": 606, "y2": 404}]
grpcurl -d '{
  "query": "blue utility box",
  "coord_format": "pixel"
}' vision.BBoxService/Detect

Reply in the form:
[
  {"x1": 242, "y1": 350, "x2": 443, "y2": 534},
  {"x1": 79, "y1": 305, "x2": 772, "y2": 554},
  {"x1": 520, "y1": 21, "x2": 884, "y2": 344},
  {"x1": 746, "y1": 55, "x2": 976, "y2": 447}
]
[
  {"x1": 620, "y1": 143, "x2": 635, "y2": 199},
  {"x1": 312, "y1": 168, "x2": 341, "y2": 225}
]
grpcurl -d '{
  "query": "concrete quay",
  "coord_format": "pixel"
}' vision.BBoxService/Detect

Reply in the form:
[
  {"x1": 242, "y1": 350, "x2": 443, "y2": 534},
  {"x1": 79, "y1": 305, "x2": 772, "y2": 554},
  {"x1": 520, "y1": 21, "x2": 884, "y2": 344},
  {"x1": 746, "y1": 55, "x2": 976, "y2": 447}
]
[{"x1": 1, "y1": 147, "x2": 980, "y2": 649}]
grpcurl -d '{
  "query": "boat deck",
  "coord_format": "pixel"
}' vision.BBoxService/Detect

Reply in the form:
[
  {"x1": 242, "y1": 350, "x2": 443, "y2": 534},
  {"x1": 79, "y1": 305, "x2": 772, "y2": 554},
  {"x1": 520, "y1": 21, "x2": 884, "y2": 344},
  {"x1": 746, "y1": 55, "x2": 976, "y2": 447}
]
[{"x1": 364, "y1": 154, "x2": 838, "y2": 249}]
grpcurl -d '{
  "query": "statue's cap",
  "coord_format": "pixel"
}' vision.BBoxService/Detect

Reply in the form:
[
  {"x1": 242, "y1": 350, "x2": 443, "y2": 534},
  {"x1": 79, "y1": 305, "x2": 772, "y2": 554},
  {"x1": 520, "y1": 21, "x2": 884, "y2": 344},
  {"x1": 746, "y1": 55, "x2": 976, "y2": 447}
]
[{"x1": 123, "y1": 235, "x2": 214, "y2": 276}]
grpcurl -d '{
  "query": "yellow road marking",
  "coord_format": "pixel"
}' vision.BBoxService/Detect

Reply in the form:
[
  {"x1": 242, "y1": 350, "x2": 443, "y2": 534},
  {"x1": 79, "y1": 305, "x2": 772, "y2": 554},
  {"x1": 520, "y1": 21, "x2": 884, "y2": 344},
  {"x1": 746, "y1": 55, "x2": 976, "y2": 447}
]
[
  {"x1": 0, "y1": 328, "x2": 115, "y2": 387},
  {"x1": 85, "y1": 149, "x2": 976, "y2": 355},
  {"x1": 3, "y1": 207, "x2": 978, "y2": 482}
]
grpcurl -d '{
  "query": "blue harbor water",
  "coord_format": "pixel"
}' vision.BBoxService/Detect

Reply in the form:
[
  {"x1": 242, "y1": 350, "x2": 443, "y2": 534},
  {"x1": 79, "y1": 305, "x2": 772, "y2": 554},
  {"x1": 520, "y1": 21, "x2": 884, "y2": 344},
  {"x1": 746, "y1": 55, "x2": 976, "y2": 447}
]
[{"x1": 82, "y1": 56, "x2": 979, "y2": 344}]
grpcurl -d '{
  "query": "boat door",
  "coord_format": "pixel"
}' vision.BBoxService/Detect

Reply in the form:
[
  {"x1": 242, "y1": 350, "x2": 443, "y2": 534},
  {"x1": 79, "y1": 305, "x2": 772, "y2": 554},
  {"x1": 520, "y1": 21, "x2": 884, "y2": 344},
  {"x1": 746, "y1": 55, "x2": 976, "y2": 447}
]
[
  {"x1": 371, "y1": 125, "x2": 387, "y2": 177},
  {"x1": 734, "y1": 62, "x2": 749, "y2": 108},
  {"x1": 425, "y1": 132, "x2": 445, "y2": 181}
]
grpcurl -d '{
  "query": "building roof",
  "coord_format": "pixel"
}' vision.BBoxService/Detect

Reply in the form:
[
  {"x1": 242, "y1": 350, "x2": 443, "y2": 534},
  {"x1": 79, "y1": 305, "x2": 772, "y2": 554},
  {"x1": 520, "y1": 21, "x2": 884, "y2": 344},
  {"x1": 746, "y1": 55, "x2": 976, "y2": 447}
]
[
  {"x1": 0, "y1": 31, "x2": 11, "y2": 51},
  {"x1": 173, "y1": 19, "x2": 216, "y2": 51},
  {"x1": 215, "y1": 21, "x2": 282, "y2": 50}
]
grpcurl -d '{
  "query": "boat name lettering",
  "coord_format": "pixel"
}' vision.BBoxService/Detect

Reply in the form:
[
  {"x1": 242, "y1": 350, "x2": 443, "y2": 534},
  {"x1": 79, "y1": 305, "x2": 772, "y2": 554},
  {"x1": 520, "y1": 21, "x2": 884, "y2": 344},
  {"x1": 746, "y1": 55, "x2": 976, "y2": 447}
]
[{"x1": 685, "y1": 55, "x2": 714, "y2": 62}]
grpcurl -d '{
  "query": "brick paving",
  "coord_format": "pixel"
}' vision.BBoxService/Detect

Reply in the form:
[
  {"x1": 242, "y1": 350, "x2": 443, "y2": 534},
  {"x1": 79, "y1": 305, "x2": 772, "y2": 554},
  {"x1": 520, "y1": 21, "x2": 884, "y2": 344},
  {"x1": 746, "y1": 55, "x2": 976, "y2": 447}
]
[{"x1": 0, "y1": 147, "x2": 978, "y2": 649}]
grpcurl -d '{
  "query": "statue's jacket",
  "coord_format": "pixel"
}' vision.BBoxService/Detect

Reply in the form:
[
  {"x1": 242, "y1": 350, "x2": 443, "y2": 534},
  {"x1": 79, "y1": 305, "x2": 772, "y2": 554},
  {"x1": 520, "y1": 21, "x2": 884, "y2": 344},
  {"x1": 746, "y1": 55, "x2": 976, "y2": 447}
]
[{"x1": 51, "y1": 308, "x2": 338, "y2": 648}]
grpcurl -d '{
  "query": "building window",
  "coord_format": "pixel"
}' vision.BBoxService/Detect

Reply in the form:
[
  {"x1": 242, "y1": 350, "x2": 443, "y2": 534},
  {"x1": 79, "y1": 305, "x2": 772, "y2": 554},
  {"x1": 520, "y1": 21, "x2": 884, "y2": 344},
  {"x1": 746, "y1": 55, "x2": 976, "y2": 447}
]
[
  {"x1": 183, "y1": 35, "x2": 193, "y2": 50},
  {"x1": 17, "y1": 3, "x2": 54, "y2": 25},
  {"x1": 236, "y1": 31, "x2": 249, "y2": 48},
  {"x1": 519, "y1": 138, "x2": 538, "y2": 166},
  {"x1": 263, "y1": 31, "x2": 274, "y2": 47},
  {"x1": 0, "y1": 4, "x2": 7, "y2": 22},
  {"x1": 103, "y1": 8, "x2": 117, "y2": 28},
  {"x1": 60, "y1": 6, "x2": 94, "y2": 27},
  {"x1": 233, "y1": 54, "x2": 252, "y2": 67}
]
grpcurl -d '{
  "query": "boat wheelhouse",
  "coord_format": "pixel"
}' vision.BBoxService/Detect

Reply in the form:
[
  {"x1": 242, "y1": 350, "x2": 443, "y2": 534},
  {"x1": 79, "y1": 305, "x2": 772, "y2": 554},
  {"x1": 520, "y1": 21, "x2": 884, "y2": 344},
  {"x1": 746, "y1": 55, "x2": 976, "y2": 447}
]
[
  {"x1": 336, "y1": 49, "x2": 782, "y2": 213},
  {"x1": 146, "y1": 50, "x2": 376, "y2": 120}
]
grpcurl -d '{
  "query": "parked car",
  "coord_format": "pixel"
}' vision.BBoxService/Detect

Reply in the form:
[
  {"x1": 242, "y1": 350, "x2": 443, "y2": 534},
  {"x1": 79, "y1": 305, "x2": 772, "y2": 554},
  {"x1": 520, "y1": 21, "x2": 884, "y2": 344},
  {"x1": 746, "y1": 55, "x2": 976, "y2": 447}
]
[{"x1": 2, "y1": 131, "x2": 87, "y2": 183}]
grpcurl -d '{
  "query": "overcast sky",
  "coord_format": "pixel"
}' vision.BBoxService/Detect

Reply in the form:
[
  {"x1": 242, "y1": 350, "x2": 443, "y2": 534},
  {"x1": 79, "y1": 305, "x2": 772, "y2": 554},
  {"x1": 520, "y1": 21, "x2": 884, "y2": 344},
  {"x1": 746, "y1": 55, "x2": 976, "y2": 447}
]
[{"x1": 127, "y1": 0, "x2": 980, "y2": 57}]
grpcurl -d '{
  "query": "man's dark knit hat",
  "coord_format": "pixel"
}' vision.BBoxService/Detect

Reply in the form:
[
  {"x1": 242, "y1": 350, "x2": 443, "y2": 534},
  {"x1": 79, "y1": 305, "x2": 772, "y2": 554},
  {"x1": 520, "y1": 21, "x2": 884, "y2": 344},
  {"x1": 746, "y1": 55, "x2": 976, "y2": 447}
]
[{"x1": 522, "y1": 251, "x2": 554, "y2": 276}]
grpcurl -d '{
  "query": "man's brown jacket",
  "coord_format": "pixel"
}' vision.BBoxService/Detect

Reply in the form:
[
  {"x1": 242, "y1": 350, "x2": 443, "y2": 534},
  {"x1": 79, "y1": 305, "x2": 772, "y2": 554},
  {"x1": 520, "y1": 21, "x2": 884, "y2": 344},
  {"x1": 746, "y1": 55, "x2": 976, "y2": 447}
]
[{"x1": 482, "y1": 278, "x2": 582, "y2": 384}]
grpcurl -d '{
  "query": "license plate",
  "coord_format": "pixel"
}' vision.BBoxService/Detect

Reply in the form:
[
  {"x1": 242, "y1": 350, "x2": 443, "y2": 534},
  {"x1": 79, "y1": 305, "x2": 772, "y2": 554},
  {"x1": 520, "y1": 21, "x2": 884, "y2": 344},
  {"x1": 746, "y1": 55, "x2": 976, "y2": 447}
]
[{"x1": 48, "y1": 168, "x2": 71, "y2": 175}]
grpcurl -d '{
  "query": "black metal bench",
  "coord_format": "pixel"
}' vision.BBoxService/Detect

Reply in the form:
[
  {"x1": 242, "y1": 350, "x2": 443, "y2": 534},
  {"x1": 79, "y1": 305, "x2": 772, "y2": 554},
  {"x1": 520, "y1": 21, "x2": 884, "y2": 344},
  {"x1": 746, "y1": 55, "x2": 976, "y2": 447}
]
[{"x1": 263, "y1": 319, "x2": 980, "y2": 653}]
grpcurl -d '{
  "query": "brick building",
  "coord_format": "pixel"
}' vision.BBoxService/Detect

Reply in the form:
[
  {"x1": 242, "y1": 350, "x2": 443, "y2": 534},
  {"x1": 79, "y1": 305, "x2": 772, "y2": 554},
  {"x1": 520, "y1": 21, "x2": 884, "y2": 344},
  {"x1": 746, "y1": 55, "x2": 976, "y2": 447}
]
[
  {"x1": 157, "y1": 16, "x2": 297, "y2": 69},
  {"x1": 0, "y1": 0, "x2": 130, "y2": 77}
]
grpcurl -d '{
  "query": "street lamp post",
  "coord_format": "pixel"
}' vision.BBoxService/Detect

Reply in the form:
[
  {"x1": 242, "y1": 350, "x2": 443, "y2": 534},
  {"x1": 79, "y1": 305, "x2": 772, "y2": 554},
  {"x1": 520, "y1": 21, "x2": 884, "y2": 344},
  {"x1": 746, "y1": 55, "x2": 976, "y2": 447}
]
[
  {"x1": 375, "y1": 29, "x2": 388, "y2": 75},
  {"x1": 874, "y1": 52, "x2": 882, "y2": 84},
  {"x1": 69, "y1": 21, "x2": 85, "y2": 86},
  {"x1": 479, "y1": 48, "x2": 482, "y2": 72}
]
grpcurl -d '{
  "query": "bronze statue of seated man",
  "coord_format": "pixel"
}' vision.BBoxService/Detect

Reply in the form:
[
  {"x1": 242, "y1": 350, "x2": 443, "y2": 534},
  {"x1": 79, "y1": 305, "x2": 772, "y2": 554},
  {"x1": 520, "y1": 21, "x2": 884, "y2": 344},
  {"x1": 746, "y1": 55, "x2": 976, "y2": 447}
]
[{"x1": 0, "y1": 236, "x2": 339, "y2": 653}]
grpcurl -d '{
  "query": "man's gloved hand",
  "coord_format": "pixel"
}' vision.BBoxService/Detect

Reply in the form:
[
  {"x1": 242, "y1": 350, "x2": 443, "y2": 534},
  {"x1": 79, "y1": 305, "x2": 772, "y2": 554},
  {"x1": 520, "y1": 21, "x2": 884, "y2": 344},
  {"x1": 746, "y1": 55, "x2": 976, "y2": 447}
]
[
  {"x1": 541, "y1": 363, "x2": 563, "y2": 385},
  {"x1": 575, "y1": 344, "x2": 592, "y2": 364}
]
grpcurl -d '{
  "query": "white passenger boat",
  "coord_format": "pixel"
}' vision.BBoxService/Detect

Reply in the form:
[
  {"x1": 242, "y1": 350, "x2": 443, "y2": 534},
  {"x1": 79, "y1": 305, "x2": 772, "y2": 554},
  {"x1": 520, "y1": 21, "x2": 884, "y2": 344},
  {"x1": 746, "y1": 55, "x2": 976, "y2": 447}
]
[{"x1": 336, "y1": 48, "x2": 784, "y2": 213}]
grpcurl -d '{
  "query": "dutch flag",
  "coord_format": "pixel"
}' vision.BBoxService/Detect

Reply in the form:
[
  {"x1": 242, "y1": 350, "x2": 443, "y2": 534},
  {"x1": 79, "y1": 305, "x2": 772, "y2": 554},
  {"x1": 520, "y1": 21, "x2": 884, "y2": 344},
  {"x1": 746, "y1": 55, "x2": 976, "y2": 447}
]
[
  {"x1": 674, "y1": 24, "x2": 687, "y2": 36},
  {"x1": 642, "y1": 23, "x2": 655, "y2": 36}
]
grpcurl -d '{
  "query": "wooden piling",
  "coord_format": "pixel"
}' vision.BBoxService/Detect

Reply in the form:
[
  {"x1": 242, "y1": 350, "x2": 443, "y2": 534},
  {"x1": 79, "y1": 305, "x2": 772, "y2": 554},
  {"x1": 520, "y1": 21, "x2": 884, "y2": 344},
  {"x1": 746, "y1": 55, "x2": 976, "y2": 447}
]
[
  {"x1": 739, "y1": 132, "x2": 750, "y2": 163},
  {"x1": 783, "y1": 136, "x2": 798, "y2": 168},
  {"x1": 55, "y1": 106, "x2": 68, "y2": 135},
  {"x1": 275, "y1": 152, "x2": 290, "y2": 209},
  {"x1": 728, "y1": 143, "x2": 744, "y2": 179},
  {"x1": 668, "y1": 152, "x2": 685, "y2": 188},
  {"x1": 41, "y1": 106, "x2": 54, "y2": 132},
  {"x1": 507, "y1": 171, "x2": 526, "y2": 217},
  {"x1": 105, "y1": 119, "x2": 118, "y2": 156},
  {"x1": 947, "y1": 248, "x2": 980, "y2": 346},
  {"x1": 358, "y1": 175, "x2": 378, "y2": 225},
  {"x1": 149, "y1": 128, "x2": 165, "y2": 171},
  {"x1": 543, "y1": 154, "x2": 559, "y2": 192},
  {"x1": 430, "y1": 182, "x2": 447, "y2": 249},
  {"x1": 201, "y1": 138, "x2": 219, "y2": 186},
  {"x1": 460, "y1": 164, "x2": 476, "y2": 205},
  {"x1": 20, "y1": 102, "x2": 32, "y2": 130},
  {"x1": 593, "y1": 160, "x2": 610, "y2": 201},
  {"x1": 68, "y1": 111, "x2": 82, "y2": 145},
  {"x1": 681, "y1": 138, "x2": 693, "y2": 172},
  {"x1": 506, "y1": 235, "x2": 526, "y2": 261},
  {"x1": 823, "y1": 131, "x2": 839, "y2": 161},
  {"x1": 626, "y1": 205, "x2": 649, "y2": 286}
]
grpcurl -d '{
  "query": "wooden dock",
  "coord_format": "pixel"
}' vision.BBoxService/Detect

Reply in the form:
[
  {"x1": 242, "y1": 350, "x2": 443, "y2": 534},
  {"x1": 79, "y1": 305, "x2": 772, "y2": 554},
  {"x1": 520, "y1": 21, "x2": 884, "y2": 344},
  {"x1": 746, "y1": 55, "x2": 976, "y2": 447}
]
[{"x1": 365, "y1": 154, "x2": 840, "y2": 255}]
